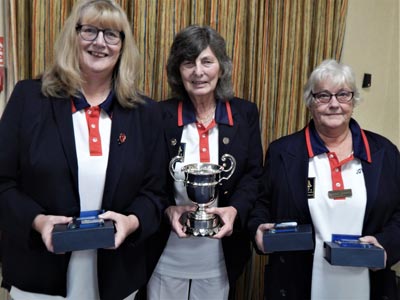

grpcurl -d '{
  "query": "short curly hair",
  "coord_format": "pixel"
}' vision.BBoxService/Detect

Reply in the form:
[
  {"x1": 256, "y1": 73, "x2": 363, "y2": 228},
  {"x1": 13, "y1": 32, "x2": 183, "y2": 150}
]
[{"x1": 303, "y1": 59, "x2": 361, "y2": 107}]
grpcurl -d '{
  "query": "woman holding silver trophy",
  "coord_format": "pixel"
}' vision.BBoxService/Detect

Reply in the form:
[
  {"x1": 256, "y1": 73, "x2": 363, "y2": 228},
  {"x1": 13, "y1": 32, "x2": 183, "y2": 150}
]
[{"x1": 144, "y1": 25, "x2": 263, "y2": 299}]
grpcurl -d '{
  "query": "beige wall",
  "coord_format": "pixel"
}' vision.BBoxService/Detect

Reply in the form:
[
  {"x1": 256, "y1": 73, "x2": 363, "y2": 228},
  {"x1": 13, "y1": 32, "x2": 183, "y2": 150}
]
[{"x1": 341, "y1": 0, "x2": 400, "y2": 148}]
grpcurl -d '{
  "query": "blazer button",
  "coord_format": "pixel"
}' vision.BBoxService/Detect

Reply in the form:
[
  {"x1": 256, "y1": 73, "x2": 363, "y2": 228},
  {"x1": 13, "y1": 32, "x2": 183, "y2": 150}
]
[
  {"x1": 170, "y1": 138, "x2": 177, "y2": 146},
  {"x1": 223, "y1": 190, "x2": 229, "y2": 195},
  {"x1": 279, "y1": 256, "x2": 285, "y2": 263}
]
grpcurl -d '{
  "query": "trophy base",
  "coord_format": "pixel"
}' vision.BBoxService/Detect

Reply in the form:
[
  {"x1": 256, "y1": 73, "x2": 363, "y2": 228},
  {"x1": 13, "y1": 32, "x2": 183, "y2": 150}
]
[{"x1": 186, "y1": 213, "x2": 220, "y2": 237}]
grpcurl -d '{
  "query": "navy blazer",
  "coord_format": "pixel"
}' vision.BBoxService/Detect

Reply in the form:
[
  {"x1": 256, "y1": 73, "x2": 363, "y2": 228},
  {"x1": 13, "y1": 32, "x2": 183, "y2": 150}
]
[
  {"x1": 248, "y1": 125, "x2": 400, "y2": 300},
  {"x1": 0, "y1": 80, "x2": 168, "y2": 300},
  {"x1": 145, "y1": 97, "x2": 263, "y2": 287}
]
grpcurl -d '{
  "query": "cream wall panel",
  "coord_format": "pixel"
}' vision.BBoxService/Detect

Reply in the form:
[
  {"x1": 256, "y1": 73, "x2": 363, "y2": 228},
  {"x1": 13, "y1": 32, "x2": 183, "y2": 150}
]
[{"x1": 341, "y1": 0, "x2": 399, "y2": 147}]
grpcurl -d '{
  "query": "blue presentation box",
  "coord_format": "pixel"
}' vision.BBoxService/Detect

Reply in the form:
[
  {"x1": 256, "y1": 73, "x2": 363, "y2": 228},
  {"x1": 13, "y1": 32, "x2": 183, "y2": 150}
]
[
  {"x1": 52, "y1": 210, "x2": 115, "y2": 253},
  {"x1": 263, "y1": 224, "x2": 314, "y2": 253},
  {"x1": 324, "y1": 234, "x2": 385, "y2": 268}
]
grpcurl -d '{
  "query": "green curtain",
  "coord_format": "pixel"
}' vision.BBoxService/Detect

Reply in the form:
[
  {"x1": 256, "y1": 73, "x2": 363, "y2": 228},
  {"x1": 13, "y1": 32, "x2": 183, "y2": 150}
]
[{"x1": 1, "y1": 1, "x2": 348, "y2": 299}]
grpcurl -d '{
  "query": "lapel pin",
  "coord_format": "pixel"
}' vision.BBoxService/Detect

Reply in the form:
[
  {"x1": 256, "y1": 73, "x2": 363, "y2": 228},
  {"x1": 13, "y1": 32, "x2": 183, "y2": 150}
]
[{"x1": 118, "y1": 133, "x2": 127, "y2": 145}]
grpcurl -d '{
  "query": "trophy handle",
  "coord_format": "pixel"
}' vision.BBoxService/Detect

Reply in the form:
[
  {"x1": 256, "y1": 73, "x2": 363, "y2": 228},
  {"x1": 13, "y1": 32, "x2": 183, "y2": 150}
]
[
  {"x1": 169, "y1": 155, "x2": 185, "y2": 182},
  {"x1": 219, "y1": 154, "x2": 236, "y2": 182}
]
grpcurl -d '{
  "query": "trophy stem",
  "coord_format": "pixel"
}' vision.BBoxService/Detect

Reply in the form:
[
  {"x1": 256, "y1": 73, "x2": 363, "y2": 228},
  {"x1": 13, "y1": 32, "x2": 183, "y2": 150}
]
[{"x1": 186, "y1": 205, "x2": 220, "y2": 236}]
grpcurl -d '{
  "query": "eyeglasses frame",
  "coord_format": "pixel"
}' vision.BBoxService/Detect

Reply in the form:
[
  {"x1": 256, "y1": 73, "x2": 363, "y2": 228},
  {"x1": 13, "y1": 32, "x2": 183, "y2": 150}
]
[
  {"x1": 75, "y1": 24, "x2": 125, "y2": 45},
  {"x1": 311, "y1": 91, "x2": 354, "y2": 104}
]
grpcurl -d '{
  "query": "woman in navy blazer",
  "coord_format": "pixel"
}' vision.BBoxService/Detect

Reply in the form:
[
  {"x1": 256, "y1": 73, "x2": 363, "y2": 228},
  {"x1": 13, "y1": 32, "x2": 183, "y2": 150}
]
[
  {"x1": 0, "y1": 1, "x2": 167, "y2": 299},
  {"x1": 248, "y1": 59, "x2": 400, "y2": 299},
  {"x1": 145, "y1": 25, "x2": 263, "y2": 300}
]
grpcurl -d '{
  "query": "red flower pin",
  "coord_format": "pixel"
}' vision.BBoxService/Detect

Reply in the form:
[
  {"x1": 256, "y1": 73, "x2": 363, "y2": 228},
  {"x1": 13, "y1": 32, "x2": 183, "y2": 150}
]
[{"x1": 118, "y1": 133, "x2": 127, "y2": 144}]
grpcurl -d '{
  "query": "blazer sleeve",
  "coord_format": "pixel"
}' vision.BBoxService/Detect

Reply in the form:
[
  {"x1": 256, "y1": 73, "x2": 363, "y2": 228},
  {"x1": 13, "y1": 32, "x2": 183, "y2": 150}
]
[
  {"x1": 123, "y1": 100, "x2": 169, "y2": 244},
  {"x1": 226, "y1": 101, "x2": 264, "y2": 230},
  {"x1": 247, "y1": 147, "x2": 273, "y2": 242},
  {"x1": 0, "y1": 81, "x2": 46, "y2": 247},
  {"x1": 373, "y1": 142, "x2": 400, "y2": 267}
]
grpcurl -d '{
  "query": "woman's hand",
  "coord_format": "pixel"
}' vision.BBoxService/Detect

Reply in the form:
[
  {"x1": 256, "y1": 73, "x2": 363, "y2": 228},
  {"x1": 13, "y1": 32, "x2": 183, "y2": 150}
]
[
  {"x1": 255, "y1": 223, "x2": 275, "y2": 253},
  {"x1": 165, "y1": 205, "x2": 197, "y2": 238},
  {"x1": 99, "y1": 211, "x2": 139, "y2": 248},
  {"x1": 206, "y1": 206, "x2": 237, "y2": 239},
  {"x1": 359, "y1": 235, "x2": 387, "y2": 270},
  {"x1": 32, "y1": 214, "x2": 73, "y2": 253}
]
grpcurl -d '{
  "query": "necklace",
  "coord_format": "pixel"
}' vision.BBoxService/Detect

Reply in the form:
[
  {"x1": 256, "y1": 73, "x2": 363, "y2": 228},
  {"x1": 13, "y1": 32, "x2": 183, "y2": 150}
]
[{"x1": 196, "y1": 104, "x2": 216, "y2": 125}]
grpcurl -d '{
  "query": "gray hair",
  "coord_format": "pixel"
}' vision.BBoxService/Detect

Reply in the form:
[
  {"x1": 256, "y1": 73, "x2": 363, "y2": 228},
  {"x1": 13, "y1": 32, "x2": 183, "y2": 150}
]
[{"x1": 303, "y1": 59, "x2": 361, "y2": 107}]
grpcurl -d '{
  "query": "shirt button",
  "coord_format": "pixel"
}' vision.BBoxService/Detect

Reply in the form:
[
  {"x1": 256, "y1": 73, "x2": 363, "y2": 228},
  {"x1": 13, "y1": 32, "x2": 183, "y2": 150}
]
[
  {"x1": 329, "y1": 154, "x2": 334, "y2": 159},
  {"x1": 336, "y1": 182, "x2": 341, "y2": 187},
  {"x1": 202, "y1": 148, "x2": 207, "y2": 152},
  {"x1": 202, "y1": 134, "x2": 206, "y2": 138},
  {"x1": 91, "y1": 124, "x2": 96, "y2": 128},
  {"x1": 92, "y1": 137, "x2": 98, "y2": 143},
  {"x1": 335, "y1": 168, "x2": 339, "y2": 172},
  {"x1": 87, "y1": 110, "x2": 92, "y2": 114}
]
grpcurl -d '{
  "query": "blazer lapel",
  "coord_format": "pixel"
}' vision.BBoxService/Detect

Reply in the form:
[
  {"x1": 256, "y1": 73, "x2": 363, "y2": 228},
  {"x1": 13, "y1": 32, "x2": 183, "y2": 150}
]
[
  {"x1": 51, "y1": 98, "x2": 79, "y2": 196},
  {"x1": 281, "y1": 143, "x2": 312, "y2": 222},
  {"x1": 362, "y1": 149, "x2": 384, "y2": 225},
  {"x1": 218, "y1": 103, "x2": 238, "y2": 160},
  {"x1": 164, "y1": 109, "x2": 183, "y2": 160},
  {"x1": 102, "y1": 104, "x2": 130, "y2": 209},
  {"x1": 218, "y1": 123, "x2": 237, "y2": 159}
]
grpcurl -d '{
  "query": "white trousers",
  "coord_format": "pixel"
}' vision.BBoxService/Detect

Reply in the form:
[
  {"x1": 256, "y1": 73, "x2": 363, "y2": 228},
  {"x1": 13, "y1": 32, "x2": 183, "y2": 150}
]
[{"x1": 147, "y1": 272, "x2": 229, "y2": 300}]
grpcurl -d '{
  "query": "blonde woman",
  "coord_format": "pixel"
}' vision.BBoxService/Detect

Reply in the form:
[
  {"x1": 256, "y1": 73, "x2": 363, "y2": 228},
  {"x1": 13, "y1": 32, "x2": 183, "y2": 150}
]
[{"x1": 0, "y1": 1, "x2": 167, "y2": 299}]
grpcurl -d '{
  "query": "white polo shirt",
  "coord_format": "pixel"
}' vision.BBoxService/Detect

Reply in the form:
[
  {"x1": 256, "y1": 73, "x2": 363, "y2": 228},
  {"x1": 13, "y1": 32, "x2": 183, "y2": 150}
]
[
  {"x1": 305, "y1": 120, "x2": 372, "y2": 300},
  {"x1": 154, "y1": 99, "x2": 234, "y2": 280}
]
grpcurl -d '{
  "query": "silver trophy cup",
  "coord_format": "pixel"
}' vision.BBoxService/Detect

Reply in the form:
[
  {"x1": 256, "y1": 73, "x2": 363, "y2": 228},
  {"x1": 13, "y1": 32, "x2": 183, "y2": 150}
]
[{"x1": 169, "y1": 154, "x2": 236, "y2": 236}]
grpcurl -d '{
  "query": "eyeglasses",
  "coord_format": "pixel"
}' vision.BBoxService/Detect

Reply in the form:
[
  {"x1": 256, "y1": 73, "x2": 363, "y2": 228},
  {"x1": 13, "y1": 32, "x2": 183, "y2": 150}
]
[
  {"x1": 76, "y1": 24, "x2": 124, "y2": 45},
  {"x1": 311, "y1": 90, "x2": 354, "y2": 104}
]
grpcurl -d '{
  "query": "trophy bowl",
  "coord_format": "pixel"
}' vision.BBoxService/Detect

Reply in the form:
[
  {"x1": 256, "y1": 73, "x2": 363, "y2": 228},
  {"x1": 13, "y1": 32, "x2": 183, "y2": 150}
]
[{"x1": 170, "y1": 154, "x2": 236, "y2": 236}]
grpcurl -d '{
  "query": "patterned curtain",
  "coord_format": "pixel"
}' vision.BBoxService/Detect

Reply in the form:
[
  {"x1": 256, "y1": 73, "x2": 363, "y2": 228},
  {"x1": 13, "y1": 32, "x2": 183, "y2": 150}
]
[{"x1": 0, "y1": 1, "x2": 348, "y2": 299}]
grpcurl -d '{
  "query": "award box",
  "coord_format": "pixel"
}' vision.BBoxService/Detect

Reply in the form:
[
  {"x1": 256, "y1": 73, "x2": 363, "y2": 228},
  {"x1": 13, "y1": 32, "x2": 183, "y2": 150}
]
[
  {"x1": 52, "y1": 210, "x2": 115, "y2": 253},
  {"x1": 324, "y1": 234, "x2": 385, "y2": 268},
  {"x1": 263, "y1": 224, "x2": 314, "y2": 254}
]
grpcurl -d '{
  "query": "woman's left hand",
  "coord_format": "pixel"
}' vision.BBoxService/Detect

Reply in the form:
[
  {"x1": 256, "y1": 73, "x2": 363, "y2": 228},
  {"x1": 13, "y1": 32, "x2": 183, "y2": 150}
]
[
  {"x1": 99, "y1": 211, "x2": 139, "y2": 249},
  {"x1": 206, "y1": 206, "x2": 237, "y2": 239},
  {"x1": 359, "y1": 235, "x2": 387, "y2": 270}
]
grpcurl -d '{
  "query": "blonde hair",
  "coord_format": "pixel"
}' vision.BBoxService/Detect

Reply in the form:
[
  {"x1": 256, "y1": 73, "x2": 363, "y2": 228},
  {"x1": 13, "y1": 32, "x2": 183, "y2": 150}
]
[{"x1": 41, "y1": 0, "x2": 143, "y2": 107}]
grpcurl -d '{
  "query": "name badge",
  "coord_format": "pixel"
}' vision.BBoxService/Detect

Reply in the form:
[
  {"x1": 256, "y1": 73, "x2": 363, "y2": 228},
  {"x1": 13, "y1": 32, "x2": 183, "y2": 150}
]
[
  {"x1": 328, "y1": 189, "x2": 352, "y2": 199},
  {"x1": 307, "y1": 178, "x2": 315, "y2": 199}
]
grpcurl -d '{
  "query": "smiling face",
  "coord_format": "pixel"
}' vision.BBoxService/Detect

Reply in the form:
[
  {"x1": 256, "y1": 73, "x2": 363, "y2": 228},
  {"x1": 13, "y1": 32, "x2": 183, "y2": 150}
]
[
  {"x1": 77, "y1": 21, "x2": 122, "y2": 80},
  {"x1": 179, "y1": 46, "x2": 221, "y2": 102},
  {"x1": 310, "y1": 79, "x2": 354, "y2": 133}
]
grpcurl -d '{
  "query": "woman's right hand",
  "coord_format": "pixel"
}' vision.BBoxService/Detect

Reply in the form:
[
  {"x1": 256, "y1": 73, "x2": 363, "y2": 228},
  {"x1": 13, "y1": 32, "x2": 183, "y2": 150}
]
[
  {"x1": 255, "y1": 223, "x2": 275, "y2": 253},
  {"x1": 165, "y1": 205, "x2": 197, "y2": 238},
  {"x1": 32, "y1": 214, "x2": 73, "y2": 253}
]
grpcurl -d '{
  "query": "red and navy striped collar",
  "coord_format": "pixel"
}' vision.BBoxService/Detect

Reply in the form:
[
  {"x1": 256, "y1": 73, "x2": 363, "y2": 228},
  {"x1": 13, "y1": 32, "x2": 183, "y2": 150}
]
[
  {"x1": 71, "y1": 90, "x2": 114, "y2": 117},
  {"x1": 305, "y1": 118, "x2": 372, "y2": 163},
  {"x1": 177, "y1": 98, "x2": 234, "y2": 127}
]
